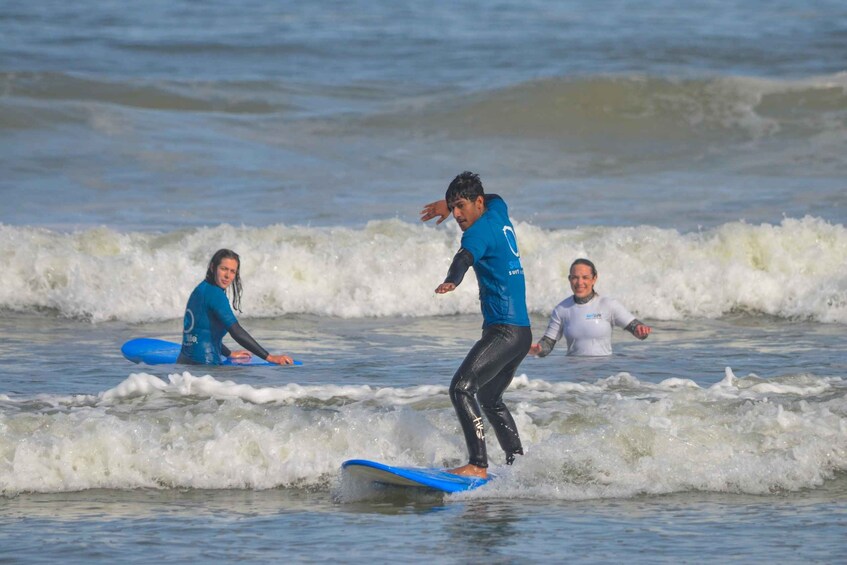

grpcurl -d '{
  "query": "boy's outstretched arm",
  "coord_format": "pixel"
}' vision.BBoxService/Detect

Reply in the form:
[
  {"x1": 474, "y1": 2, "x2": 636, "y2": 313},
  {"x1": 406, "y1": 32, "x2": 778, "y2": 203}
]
[{"x1": 421, "y1": 200, "x2": 450, "y2": 224}]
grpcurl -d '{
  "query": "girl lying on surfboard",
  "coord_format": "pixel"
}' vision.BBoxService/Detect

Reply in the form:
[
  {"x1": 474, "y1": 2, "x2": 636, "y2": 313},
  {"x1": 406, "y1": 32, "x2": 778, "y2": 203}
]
[{"x1": 177, "y1": 248, "x2": 294, "y2": 365}]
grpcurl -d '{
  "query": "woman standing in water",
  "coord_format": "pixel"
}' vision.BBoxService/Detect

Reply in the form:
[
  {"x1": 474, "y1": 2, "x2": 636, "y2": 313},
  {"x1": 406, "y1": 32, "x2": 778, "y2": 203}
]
[
  {"x1": 178, "y1": 249, "x2": 294, "y2": 365},
  {"x1": 530, "y1": 258, "x2": 651, "y2": 358}
]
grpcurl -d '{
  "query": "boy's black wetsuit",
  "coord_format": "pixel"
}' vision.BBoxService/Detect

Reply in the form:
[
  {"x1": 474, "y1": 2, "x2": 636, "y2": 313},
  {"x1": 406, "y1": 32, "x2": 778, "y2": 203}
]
[{"x1": 444, "y1": 195, "x2": 531, "y2": 467}]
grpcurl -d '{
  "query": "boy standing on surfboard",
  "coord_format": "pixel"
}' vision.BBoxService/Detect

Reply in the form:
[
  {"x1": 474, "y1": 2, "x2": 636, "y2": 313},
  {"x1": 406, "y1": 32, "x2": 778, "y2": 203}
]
[{"x1": 420, "y1": 172, "x2": 531, "y2": 478}]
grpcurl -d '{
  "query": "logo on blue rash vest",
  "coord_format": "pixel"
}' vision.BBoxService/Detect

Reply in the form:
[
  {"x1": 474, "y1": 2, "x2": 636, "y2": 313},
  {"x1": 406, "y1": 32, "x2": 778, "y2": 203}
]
[
  {"x1": 182, "y1": 309, "x2": 197, "y2": 345},
  {"x1": 503, "y1": 226, "x2": 524, "y2": 275},
  {"x1": 183, "y1": 309, "x2": 195, "y2": 333},
  {"x1": 502, "y1": 226, "x2": 520, "y2": 257}
]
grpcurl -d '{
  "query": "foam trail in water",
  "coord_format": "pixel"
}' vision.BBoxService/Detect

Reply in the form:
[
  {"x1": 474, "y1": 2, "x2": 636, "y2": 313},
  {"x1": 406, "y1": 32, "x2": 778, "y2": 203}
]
[{"x1": 1, "y1": 369, "x2": 845, "y2": 497}]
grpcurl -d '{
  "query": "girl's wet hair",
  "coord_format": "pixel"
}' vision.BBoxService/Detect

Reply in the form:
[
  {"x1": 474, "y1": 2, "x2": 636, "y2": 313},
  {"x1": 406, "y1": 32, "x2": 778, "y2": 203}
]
[
  {"x1": 570, "y1": 258, "x2": 597, "y2": 277},
  {"x1": 445, "y1": 171, "x2": 484, "y2": 211},
  {"x1": 205, "y1": 248, "x2": 244, "y2": 312}
]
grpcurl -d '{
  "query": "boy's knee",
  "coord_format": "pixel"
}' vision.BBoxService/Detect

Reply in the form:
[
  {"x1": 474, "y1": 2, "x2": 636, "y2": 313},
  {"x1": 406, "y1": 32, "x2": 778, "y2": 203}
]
[{"x1": 450, "y1": 371, "x2": 478, "y2": 398}]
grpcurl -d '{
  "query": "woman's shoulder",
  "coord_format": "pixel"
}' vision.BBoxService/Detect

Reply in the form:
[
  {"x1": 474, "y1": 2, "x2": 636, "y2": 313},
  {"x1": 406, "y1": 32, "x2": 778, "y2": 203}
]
[
  {"x1": 567, "y1": 294, "x2": 618, "y2": 311},
  {"x1": 554, "y1": 295, "x2": 577, "y2": 311},
  {"x1": 197, "y1": 279, "x2": 222, "y2": 292},
  {"x1": 592, "y1": 295, "x2": 627, "y2": 312},
  {"x1": 187, "y1": 280, "x2": 208, "y2": 297},
  {"x1": 197, "y1": 280, "x2": 228, "y2": 303}
]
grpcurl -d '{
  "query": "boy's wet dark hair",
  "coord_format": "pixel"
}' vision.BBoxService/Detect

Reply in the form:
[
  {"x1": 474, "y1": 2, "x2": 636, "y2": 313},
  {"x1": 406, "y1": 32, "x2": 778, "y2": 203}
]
[
  {"x1": 445, "y1": 171, "x2": 484, "y2": 211},
  {"x1": 205, "y1": 248, "x2": 244, "y2": 312}
]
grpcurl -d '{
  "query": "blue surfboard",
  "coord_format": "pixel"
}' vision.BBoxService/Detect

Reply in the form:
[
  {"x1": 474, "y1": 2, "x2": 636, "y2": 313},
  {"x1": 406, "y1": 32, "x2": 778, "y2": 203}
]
[
  {"x1": 121, "y1": 338, "x2": 302, "y2": 366},
  {"x1": 341, "y1": 459, "x2": 491, "y2": 493}
]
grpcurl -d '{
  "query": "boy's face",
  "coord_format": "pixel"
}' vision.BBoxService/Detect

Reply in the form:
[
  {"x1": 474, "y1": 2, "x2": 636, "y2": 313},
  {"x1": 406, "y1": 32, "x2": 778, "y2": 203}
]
[{"x1": 449, "y1": 195, "x2": 486, "y2": 231}]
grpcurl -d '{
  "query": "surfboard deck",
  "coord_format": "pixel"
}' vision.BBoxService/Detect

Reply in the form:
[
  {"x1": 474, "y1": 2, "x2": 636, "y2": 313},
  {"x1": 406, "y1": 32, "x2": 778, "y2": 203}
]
[
  {"x1": 121, "y1": 338, "x2": 302, "y2": 366},
  {"x1": 341, "y1": 459, "x2": 491, "y2": 493}
]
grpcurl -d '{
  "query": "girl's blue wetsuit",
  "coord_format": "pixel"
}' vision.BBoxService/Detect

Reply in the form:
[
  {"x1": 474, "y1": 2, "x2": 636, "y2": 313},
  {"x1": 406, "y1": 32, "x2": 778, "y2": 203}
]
[{"x1": 177, "y1": 280, "x2": 269, "y2": 365}]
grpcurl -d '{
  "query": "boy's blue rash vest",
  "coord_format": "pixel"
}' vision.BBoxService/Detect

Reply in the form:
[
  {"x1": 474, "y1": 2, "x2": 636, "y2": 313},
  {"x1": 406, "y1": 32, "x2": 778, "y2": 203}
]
[{"x1": 459, "y1": 196, "x2": 530, "y2": 327}]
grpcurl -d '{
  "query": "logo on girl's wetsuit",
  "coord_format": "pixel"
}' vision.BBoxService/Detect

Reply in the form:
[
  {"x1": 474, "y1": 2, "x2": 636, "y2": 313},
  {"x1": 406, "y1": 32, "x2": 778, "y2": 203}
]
[
  {"x1": 182, "y1": 309, "x2": 198, "y2": 345},
  {"x1": 183, "y1": 309, "x2": 195, "y2": 333}
]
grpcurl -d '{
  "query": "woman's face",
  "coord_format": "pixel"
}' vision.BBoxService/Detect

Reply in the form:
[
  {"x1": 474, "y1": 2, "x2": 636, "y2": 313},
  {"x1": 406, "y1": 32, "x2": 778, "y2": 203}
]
[
  {"x1": 215, "y1": 258, "x2": 239, "y2": 290},
  {"x1": 568, "y1": 263, "x2": 597, "y2": 299}
]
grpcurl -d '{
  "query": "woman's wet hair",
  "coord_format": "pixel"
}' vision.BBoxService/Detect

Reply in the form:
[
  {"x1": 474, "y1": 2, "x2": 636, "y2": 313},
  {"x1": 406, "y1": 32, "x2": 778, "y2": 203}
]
[
  {"x1": 445, "y1": 171, "x2": 484, "y2": 210},
  {"x1": 570, "y1": 258, "x2": 597, "y2": 277},
  {"x1": 205, "y1": 248, "x2": 244, "y2": 312}
]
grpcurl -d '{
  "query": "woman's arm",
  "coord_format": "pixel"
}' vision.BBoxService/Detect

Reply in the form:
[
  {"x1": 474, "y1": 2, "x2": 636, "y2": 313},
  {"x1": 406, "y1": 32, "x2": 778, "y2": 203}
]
[
  {"x1": 531, "y1": 304, "x2": 566, "y2": 357},
  {"x1": 529, "y1": 336, "x2": 557, "y2": 357},
  {"x1": 624, "y1": 319, "x2": 651, "y2": 340},
  {"x1": 228, "y1": 322, "x2": 294, "y2": 365}
]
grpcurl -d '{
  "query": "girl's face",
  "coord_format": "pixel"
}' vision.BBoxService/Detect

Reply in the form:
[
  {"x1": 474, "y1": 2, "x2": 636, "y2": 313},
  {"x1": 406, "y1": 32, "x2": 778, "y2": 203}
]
[
  {"x1": 568, "y1": 263, "x2": 597, "y2": 299},
  {"x1": 215, "y1": 258, "x2": 239, "y2": 290}
]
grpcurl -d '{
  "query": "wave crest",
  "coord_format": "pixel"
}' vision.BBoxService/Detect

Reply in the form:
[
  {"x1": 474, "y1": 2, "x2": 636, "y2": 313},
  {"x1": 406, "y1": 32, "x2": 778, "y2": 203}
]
[
  {"x1": 2, "y1": 216, "x2": 846, "y2": 323},
  {"x1": 2, "y1": 369, "x2": 844, "y2": 495}
]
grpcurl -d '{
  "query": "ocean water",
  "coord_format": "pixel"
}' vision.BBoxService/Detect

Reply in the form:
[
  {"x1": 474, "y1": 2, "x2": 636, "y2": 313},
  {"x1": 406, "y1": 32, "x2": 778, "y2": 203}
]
[{"x1": 2, "y1": 1, "x2": 847, "y2": 563}]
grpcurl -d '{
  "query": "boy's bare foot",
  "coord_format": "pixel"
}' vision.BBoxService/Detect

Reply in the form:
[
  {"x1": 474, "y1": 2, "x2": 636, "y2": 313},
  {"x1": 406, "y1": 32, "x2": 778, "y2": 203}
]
[{"x1": 447, "y1": 464, "x2": 488, "y2": 479}]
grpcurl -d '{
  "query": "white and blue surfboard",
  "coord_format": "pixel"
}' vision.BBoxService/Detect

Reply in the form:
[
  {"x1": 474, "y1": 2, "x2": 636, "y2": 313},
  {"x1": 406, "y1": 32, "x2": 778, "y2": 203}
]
[
  {"x1": 121, "y1": 338, "x2": 302, "y2": 366},
  {"x1": 342, "y1": 459, "x2": 491, "y2": 493}
]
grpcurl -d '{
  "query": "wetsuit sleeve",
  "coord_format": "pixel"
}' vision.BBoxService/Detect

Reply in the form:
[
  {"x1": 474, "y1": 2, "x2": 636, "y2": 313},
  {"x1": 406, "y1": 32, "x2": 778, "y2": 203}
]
[
  {"x1": 228, "y1": 322, "x2": 270, "y2": 360},
  {"x1": 221, "y1": 343, "x2": 232, "y2": 357},
  {"x1": 536, "y1": 336, "x2": 557, "y2": 358},
  {"x1": 459, "y1": 225, "x2": 485, "y2": 266},
  {"x1": 444, "y1": 248, "x2": 475, "y2": 286},
  {"x1": 607, "y1": 298, "x2": 647, "y2": 340},
  {"x1": 625, "y1": 319, "x2": 649, "y2": 340}
]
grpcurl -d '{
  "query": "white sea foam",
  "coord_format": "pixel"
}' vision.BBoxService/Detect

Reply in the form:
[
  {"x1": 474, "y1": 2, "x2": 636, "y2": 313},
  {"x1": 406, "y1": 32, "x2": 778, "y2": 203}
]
[
  {"x1": 1, "y1": 369, "x2": 845, "y2": 497},
  {"x1": 2, "y1": 216, "x2": 846, "y2": 323}
]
